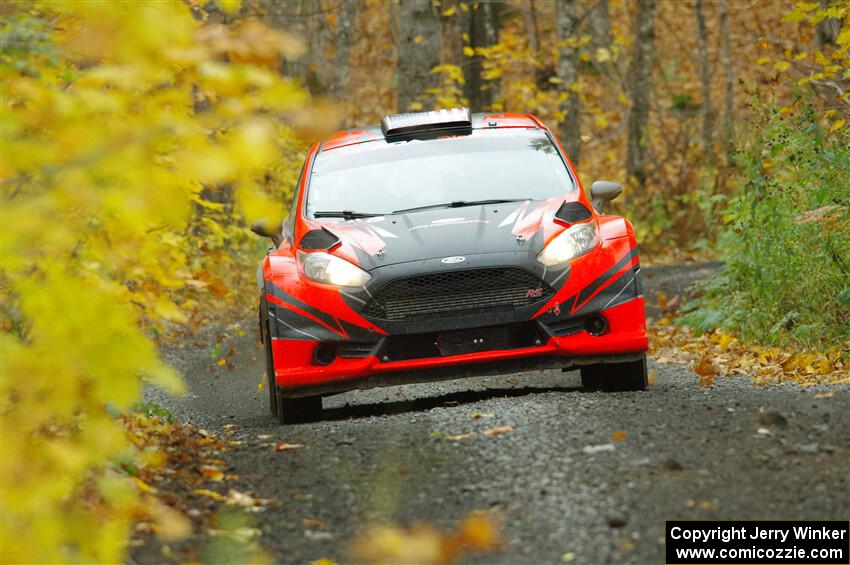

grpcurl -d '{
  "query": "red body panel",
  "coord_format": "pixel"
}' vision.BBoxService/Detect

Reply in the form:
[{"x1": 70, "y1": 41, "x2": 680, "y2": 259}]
[{"x1": 271, "y1": 298, "x2": 646, "y2": 388}]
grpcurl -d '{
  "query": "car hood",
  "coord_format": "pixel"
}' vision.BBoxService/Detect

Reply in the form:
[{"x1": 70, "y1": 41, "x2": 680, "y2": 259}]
[{"x1": 308, "y1": 197, "x2": 577, "y2": 270}]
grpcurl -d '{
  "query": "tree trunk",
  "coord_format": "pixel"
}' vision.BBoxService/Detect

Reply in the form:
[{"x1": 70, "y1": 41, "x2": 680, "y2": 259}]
[
  {"x1": 718, "y1": 0, "x2": 735, "y2": 166},
  {"x1": 525, "y1": 0, "x2": 541, "y2": 54},
  {"x1": 588, "y1": 0, "x2": 612, "y2": 55},
  {"x1": 556, "y1": 0, "x2": 581, "y2": 165},
  {"x1": 695, "y1": 0, "x2": 715, "y2": 164},
  {"x1": 331, "y1": 0, "x2": 358, "y2": 100},
  {"x1": 263, "y1": 0, "x2": 326, "y2": 94},
  {"x1": 816, "y1": 0, "x2": 840, "y2": 46},
  {"x1": 397, "y1": 0, "x2": 442, "y2": 112},
  {"x1": 625, "y1": 0, "x2": 656, "y2": 192},
  {"x1": 464, "y1": 1, "x2": 500, "y2": 110}
]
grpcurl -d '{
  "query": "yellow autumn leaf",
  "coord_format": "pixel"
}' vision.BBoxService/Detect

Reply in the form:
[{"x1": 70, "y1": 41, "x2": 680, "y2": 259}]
[
  {"x1": 482, "y1": 426, "x2": 513, "y2": 436},
  {"x1": 757, "y1": 56, "x2": 770, "y2": 65},
  {"x1": 192, "y1": 489, "x2": 225, "y2": 501},
  {"x1": 829, "y1": 119, "x2": 845, "y2": 132},
  {"x1": 774, "y1": 60, "x2": 791, "y2": 72}
]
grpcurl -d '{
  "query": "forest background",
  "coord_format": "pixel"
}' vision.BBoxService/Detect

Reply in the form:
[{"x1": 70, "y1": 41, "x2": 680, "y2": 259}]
[{"x1": 1, "y1": 0, "x2": 848, "y2": 562}]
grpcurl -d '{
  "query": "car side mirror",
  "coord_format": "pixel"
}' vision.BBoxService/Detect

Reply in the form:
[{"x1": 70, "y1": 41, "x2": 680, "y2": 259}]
[
  {"x1": 250, "y1": 219, "x2": 283, "y2": 247},
  {"x1": 590, "y1": 180, "x2": 622, "y2": 213}
]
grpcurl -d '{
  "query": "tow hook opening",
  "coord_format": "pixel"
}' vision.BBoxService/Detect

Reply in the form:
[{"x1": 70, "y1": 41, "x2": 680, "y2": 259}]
[
  {"x1": 584, "y1": 315, "x2": 609, "y2": 336},
  {"x1": 312, "y1": 343, "x2": 337, "y2": 365}
]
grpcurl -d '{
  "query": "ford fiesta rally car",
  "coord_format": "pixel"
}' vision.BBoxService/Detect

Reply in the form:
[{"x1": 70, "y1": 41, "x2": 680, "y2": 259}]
[{"x1": 253, "y1": 108, "x2": 648, "y2": 424}]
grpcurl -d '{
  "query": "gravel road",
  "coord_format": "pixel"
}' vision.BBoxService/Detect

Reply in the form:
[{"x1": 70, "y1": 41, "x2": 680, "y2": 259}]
[{"x1": 143, "y1": 263, "x2": 850, "y2": 565}]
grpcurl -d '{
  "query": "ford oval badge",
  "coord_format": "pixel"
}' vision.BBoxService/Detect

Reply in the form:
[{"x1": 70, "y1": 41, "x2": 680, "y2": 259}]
[{"x1": 441, "y1": 256, "x2": 466, "y2": 264}]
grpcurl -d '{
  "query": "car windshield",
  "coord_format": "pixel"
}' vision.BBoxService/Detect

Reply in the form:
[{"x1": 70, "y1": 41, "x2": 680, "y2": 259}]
[{"x1": 306, "y1": 129, "x2": 575, "y2": 218}]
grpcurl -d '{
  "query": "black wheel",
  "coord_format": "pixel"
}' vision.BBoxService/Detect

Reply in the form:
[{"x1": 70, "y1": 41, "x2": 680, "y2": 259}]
[
  {"x1": 582, "y1": 355, "x2": 648, "y2": 392},
  {"x1": 275, "y1": 393, "x2": 322, "y2": 425},
  {"x1": 259, "y1": 298, "x2": 278, "y2": 416},
  {"x1": 260, "y1": 298, "x2": 323, "y2": 424},
  {"x1": 579, "y1": 364, "x2": 604, "y2": 389}
]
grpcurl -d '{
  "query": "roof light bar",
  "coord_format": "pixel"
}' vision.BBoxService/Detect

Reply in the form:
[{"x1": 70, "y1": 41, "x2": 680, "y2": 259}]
[{"x1": 381, "y1": 107, "x2": 472, "y2": 139}]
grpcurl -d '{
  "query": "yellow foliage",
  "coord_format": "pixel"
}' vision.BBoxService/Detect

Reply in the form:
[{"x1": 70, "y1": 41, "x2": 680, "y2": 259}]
[{"x1": 1, "y1": 2, "x2": 315, "y2": 562}]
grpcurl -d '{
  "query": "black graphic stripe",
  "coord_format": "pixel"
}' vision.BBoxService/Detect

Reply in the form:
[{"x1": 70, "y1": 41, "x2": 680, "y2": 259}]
[{"x1": 573, "y1": 246, "x2": 640, "y2": 310}]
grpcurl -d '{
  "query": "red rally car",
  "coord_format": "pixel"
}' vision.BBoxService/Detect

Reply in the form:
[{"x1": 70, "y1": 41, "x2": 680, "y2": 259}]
[{"x1": 252, "y1": 108, "x2": 648, "y2": 424}]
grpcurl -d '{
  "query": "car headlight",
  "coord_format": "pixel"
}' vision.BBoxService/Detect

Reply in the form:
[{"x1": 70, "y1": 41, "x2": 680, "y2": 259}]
[
  {"x1": 297, "y1": 251, "x2": 371, "y2": 287},
  {"x1": 537, "y1": 222, "x2": 598, "y2": 267}
]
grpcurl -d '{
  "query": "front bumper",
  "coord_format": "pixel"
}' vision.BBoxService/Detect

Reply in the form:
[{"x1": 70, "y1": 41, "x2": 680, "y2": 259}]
[{"x1": 270, "y1": 297, "x2": 647, "y2": 397}]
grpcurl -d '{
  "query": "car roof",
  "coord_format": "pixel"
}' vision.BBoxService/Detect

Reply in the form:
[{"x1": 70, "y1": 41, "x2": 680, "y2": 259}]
[{"x1": 320, "y1": 112, "x2": 545, "y2": 152}]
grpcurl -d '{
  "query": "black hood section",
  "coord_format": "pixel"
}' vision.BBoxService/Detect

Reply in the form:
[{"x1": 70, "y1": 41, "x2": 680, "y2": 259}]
[{"x1": 320, "y1": 201, "x2": 563, "y2": 271}]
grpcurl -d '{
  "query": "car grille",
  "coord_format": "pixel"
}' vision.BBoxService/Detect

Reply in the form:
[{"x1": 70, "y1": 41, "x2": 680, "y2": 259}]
[{"x1": 362, "y1": 267, "x2": 555, "y2": 321}]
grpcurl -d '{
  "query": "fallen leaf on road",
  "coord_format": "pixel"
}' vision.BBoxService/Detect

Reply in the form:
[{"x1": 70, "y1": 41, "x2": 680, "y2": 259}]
[
  {"x1": 650, "y1": 322, "x2": 850, "y2": 386},
  {"x1": 661, "y1": 459, "x2": 683, "y2": 471},
  {"x1": 617, "y1": 538, "x2": 635, "y2": 551},
  {"x1": 201, "y1": 465, "x2": 224, "y2": 481},
  {"x1": 351, "y1": 510, "x2": 500, "y2": 564},
  {"x1": 303, "y1": 518, "x2": 326, "y2": 529},
  {"x1": 446, "y1": 432, "x2": 476, "y2": 441},
  {"x1": 148, "y1": 499, "x2": 192, "y2": 542},
  {"x1": 561, "y1": 551, "x2": 575, "y2": 562},
  {"x1": 468, "y1": 412, "x2": 495, "y2": 419},
  {"x1": 274, "y1": 442, "x2": 303, "y2": 451},
  {"x1": 611, "y1": 431, "x2": 626, "y2": 442},
  {"x1": 695, "y1": 355, "x2": 718, "y2": 386},
  {"x1": 257, "y1": 434, "x2": 272, "y2": 440},
  {"x1": 814, "y1": 391, "x2": 836, "y2": 399},
  {"x1": 482, "y1": 426, "x2": 513, "y2": 436},
  {"x1": 225, "y1": 489, "x2": 272, "y2": 509},
  {"x1": 582, "y1": 443, "x2": 615, "y2": 454},
  {"x1": 758, "y1": 411, "x2": 788, "y2": 428},
  {"x1": 133, "y1": 477, "x2": 156, "y2": 494},
  {"x1": 192, "y1": 488, "x2": 224, "y2": 501}
]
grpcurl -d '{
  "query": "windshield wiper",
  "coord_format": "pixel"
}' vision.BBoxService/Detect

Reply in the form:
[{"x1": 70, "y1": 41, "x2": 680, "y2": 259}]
[
  {"x1": 392, "y1": 199, "x2": 528, "y2": 215},
  {"x1": 313, "y1": 210, "x2": 385, "y2": 220}
]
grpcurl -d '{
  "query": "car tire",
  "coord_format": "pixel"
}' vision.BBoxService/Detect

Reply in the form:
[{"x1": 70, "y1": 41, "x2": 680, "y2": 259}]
[
  {"x1": 581, "y1": 355, "x2": 648, "y2": 392},
  {"x1": 259, "y1": 298, "x2": 278, "y2": 417},
  {"x1": 260, "y1": 297, "x2": 323, "y2": 424},
  {"x1": 275, "y1": 393, "x2": 322, "y2": 425},
  {"x1": 579, "y1": 364, "x2": 604, "y2": 390}
]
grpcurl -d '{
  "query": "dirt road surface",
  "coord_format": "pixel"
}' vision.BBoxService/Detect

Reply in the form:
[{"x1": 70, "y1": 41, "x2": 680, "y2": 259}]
[{"x1": 141, "y1": 263, "x2": 850, "y2": 564}]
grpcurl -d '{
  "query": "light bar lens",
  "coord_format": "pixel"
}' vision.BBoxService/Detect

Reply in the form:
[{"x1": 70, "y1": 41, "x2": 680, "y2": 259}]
[{"x1": 381, "y1": 108, "x2": 471, "y2": 137}]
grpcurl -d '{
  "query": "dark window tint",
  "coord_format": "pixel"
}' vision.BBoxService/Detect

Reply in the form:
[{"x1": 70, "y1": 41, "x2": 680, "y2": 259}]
[{"x1": 306, "y1": 129, "x2": 575, "y2": 217}]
